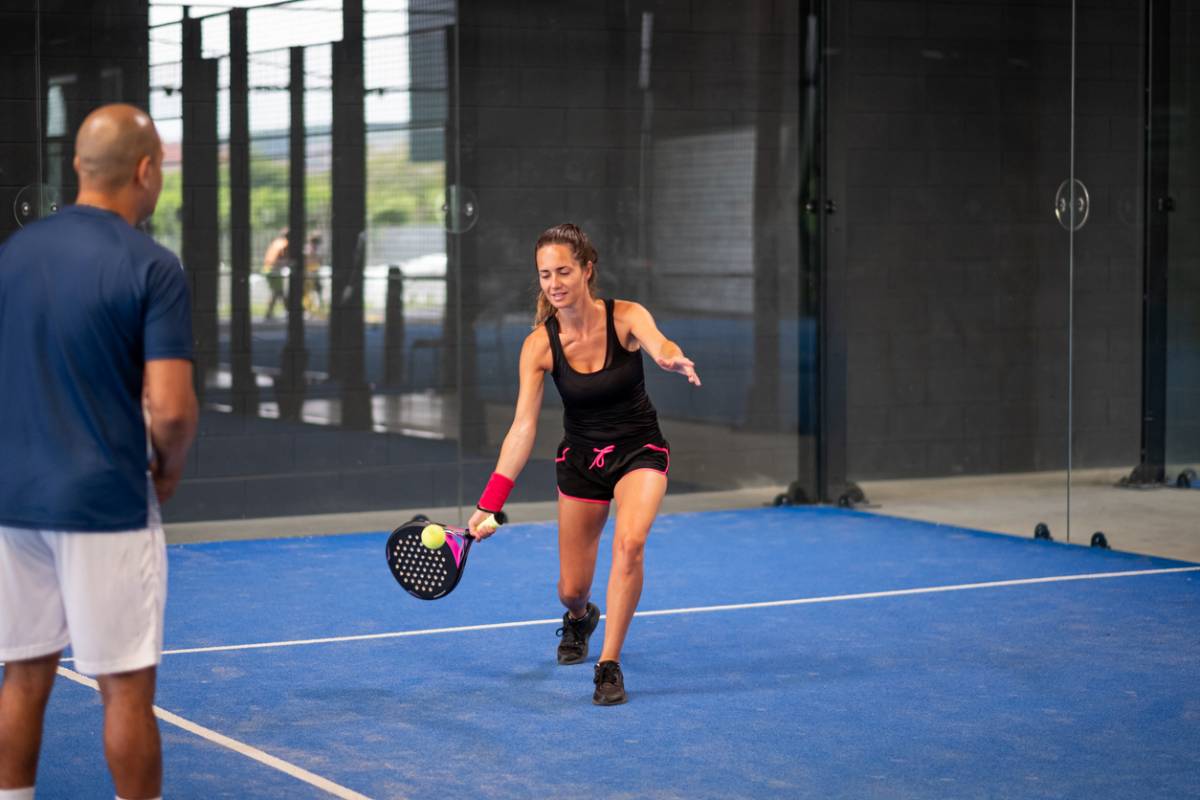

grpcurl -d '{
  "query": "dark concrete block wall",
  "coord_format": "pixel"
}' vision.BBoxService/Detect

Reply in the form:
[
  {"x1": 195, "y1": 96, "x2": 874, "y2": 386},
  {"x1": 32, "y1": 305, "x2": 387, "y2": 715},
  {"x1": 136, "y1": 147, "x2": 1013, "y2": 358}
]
[{"x1": 832, "y1": 0, "x2": 1143, "y2": 481}]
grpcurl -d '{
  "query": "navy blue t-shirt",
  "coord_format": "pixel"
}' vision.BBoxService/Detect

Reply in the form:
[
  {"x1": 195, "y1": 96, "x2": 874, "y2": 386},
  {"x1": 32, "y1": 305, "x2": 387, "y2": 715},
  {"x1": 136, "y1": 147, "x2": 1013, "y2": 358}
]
[{"x1": 0, "y1": 204, "x2": 193, "y2": 531}]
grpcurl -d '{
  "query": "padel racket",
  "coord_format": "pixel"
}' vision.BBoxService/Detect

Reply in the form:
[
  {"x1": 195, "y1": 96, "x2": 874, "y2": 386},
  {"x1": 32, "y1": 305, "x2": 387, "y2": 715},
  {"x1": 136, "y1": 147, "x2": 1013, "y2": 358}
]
[{"x1": 385, "y1": 512, "x2": 505, "y2": 600}]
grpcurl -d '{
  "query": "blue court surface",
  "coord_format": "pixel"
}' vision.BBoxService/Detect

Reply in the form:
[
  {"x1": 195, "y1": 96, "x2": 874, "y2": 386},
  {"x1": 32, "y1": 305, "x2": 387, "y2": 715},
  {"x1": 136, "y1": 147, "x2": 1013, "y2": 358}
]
[{"x1": 34, "y1": 507, "x2": 1200, "y2": 799}]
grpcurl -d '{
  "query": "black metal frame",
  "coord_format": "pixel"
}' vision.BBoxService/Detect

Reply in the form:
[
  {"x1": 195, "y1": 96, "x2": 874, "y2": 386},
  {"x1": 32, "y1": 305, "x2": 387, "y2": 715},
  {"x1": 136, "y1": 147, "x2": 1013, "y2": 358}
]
[
  {"x1": 229, "y1": 8, "x2": 258, "y2": 415},
  {"x1": 330, "y1": 0, "x2": 372, "y2": 429},
  {"x1": 276, "y1": 45, "x2": 310, "y2": 422},
  {"x1": 812, "y1": 0, "x2": 864, "y2": 508},
  {"x1": 1126, "y1": 0, "x2": 1171, "y2": 486},
  {"x1": 776, "y1": 0, "x2": 865, "y2": 508},
  {"x1": 181, "y1": 11, "x2": 220, "y2": 401}
]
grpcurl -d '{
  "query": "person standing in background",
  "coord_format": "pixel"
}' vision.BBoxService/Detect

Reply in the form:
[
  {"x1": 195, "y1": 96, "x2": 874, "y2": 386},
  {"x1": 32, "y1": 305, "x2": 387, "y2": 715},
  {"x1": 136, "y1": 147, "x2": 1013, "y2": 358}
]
[
  {"x1": 262, "y1": 227, "x2": 290, "y2": 321},
  {"x1": 303, "y1": 232, "x2": 324, "y2": 315}
]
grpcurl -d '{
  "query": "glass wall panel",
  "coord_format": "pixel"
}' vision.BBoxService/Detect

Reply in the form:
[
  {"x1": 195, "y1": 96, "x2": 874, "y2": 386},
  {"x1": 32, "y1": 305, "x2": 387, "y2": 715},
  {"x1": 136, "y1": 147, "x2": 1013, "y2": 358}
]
[
  {"x1": 8, "y1": 0, "x2": 816, "y2": 526},
  {"x1": 20, "y1": 0, "x2": 465, "y2": 522},
  {"x1": 454, "y1": 1, "x2": 814, "y2": 508},
  {"x1": 152, "y1": 0, "x2": 463, "y2": 520},
  {"x1": 1071, "y1": 0, "x2": 1200, "y2": 561},
  {"x1": 826, "y1": 1, "x2": 1073, "y2": 539}
]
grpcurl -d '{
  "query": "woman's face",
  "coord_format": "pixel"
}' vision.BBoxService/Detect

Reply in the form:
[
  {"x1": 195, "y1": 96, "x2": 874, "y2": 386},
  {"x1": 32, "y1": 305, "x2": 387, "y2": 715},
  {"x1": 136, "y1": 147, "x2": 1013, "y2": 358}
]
[{"x1": 536, "y1": 244, "x2": 591, "y2": 309}]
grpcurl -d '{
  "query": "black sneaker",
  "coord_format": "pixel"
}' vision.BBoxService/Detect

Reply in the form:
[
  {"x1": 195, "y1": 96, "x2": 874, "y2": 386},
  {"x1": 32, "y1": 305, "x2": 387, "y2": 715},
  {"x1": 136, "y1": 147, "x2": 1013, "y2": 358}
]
[
  {"x1": 555, "y1": 602, "x2": 600, "y2": 665},
  {"x1": 592, "y1": 660, "x2": 626, "y2": 705}
]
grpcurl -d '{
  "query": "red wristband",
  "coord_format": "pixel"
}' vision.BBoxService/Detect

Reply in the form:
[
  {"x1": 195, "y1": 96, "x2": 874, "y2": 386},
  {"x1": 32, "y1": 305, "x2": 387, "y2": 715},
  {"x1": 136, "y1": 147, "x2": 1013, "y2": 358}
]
[{"x1": 478, "y1": 472, "x2": 514, "y2": 513}]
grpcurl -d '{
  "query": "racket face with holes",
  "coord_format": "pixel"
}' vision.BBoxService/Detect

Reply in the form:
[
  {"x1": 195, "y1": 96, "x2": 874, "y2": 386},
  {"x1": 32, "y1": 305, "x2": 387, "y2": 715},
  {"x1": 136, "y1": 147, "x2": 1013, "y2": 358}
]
[{"x1": 385, "y1": 520, "x2": 472, "y2": 600}]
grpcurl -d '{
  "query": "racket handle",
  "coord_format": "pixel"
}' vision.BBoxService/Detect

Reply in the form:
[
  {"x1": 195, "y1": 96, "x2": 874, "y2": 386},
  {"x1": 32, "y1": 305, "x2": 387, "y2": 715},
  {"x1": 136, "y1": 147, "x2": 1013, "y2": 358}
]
[{"x1": 477, "y1": 511, "x2": 506, "y2": 535}]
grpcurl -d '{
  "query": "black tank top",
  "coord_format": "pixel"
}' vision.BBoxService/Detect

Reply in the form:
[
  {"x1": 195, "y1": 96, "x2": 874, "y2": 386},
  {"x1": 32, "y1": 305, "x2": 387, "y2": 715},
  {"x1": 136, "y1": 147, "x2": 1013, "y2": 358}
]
[{"x1": 545, "y1": 299, "x2": 662, "y2": 445}]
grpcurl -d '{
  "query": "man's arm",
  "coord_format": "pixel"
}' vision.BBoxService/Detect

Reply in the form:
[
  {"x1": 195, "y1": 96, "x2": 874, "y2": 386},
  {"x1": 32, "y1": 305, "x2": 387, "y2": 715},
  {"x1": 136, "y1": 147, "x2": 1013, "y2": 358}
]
[{"x1": 143, "y1": 359, "x2": 198, "y2": 503}]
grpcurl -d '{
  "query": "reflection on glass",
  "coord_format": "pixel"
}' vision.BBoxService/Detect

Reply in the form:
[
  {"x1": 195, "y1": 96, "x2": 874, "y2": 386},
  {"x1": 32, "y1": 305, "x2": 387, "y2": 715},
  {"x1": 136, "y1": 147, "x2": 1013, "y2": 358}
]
[
  {"x1": 152, "y1": 1, "x2": 452, "y2": 432},
  {"x1": 141, "y1": 0, "x2": 465, "y2": 518}
]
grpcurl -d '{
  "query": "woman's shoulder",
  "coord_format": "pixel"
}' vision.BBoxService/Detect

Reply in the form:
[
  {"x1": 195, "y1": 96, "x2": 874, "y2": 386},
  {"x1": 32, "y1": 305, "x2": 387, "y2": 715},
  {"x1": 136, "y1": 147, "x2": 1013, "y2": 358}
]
[
  {"x1": 611, "y1": 298, "x2": 646, "y2": 316},
  {"x1": 612, "y1": 298, "x2": 652, "y2": 323},
  {"x1": 525, "y1": 323, "x2": 551, "y2": 343},
  {"x1": 611, "y1": 299, "x2": 651, "y2": 351},
  {"x1": 522, "y1": 325, "x2": 554, "y2": 359}
]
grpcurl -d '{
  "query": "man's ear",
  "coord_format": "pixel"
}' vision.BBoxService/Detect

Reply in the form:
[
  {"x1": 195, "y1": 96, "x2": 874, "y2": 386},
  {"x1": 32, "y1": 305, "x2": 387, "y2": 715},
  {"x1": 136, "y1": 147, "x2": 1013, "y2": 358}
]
[{"x1": 135, "y1": 154, "x2": 153, "y2": 187}]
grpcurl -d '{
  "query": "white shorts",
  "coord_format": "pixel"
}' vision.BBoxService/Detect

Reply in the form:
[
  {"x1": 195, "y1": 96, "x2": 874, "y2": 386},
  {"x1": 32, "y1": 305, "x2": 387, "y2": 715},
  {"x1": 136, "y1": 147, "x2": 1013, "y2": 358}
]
[{"x1": 0, "y1": 521, "x2": 167, "y2": 676}]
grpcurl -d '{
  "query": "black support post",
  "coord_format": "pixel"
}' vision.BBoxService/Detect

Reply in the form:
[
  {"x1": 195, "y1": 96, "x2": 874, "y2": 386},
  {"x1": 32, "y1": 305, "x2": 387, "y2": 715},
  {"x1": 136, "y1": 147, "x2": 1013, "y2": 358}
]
[
  {"x1": 181, "y1": 12, "x2": 219, "y2": 401},
  {"x1": 443, "y1": 22, "x2": 486, "y2": 457},
  {"x1": 384, "y1": 266, "x2": 405, "y2": 388},
  {"x1": 229, "y1": 8, "x2": 258, "y2": 415},
  {"x1": 815, "y1": 0, "x2": 862, "y2": 507},
  {"x1": 278, "y1": 45, "x2": 309, "y2": 421},
  {"x1": 1128, "y1": 0, "x2": 1171, "y2": 486},
  {"x1": 331, "y1": 0, "x2": 371, "y2": 429}
]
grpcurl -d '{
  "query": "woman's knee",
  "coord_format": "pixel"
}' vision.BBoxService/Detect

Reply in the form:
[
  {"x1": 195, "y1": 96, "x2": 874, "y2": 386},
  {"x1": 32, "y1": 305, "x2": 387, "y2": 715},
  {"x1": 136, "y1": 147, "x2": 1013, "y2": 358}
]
[
  {"x1": 612, "y1": 534, "x2": 646, "y2": 568},
  {"x1": 557, "y1": 577, "x2": 591, "y2": 605}
]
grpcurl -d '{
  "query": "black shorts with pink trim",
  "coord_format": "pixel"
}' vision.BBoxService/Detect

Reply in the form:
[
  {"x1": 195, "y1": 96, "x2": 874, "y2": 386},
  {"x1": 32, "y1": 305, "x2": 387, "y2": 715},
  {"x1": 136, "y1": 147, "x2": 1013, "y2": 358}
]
[{"x1": 555, "y1": 437, "x2": 670, "y2": 505}]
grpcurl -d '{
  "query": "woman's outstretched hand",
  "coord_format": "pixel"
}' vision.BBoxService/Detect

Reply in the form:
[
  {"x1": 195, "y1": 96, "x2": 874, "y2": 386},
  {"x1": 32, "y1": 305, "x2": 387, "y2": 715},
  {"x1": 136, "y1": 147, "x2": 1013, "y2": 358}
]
[{"x1": 656, "y1": 353, "x2": 701, "y2": 386}]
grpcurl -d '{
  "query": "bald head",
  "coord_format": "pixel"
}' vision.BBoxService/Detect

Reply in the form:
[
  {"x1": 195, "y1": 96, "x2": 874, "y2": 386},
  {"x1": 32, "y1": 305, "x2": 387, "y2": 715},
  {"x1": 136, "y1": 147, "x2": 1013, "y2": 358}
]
[
  {"x1": 73, "y1": 104, "x2": 164, "y2": 225},
  {"x1": 74, "y1": 104, "x2": 161, "y2": 193}
]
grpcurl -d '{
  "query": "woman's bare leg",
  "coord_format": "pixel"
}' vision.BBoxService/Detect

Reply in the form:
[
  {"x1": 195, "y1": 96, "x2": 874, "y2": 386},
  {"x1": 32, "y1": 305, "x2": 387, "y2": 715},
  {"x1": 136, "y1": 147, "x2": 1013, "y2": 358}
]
[
  {"x1": 598, "y1": 470, "x2": 666, "y2": 663},
  {"x1": 556, "y1": 495, "x2": 609, "y2": 617}
]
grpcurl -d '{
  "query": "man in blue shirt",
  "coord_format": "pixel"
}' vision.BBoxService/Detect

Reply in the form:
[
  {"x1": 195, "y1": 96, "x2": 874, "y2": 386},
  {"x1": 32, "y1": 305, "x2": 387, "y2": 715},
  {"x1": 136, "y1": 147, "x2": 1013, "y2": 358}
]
[{"x1": 0, "y1": 104, "x2": 198, "y2": 800}]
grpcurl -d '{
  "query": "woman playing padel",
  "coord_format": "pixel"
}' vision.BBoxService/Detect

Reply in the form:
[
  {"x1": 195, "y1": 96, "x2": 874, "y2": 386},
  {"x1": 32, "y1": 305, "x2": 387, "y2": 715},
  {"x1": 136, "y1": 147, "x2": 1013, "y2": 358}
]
[{"x1": 468, "y1": 223, "x2": 701, "y2": 705}]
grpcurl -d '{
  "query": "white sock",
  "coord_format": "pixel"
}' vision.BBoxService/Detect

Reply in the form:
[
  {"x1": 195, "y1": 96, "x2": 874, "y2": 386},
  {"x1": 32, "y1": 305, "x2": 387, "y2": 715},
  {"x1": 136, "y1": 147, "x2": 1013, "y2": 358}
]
[{"x1": 0, "y1": 788, "x2": 35, "y2": 800}]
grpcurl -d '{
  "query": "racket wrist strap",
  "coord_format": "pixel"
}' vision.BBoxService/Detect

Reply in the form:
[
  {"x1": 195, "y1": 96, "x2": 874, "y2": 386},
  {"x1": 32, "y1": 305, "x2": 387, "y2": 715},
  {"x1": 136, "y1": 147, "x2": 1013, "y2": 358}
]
[{"x1": 477, "y1": 472, "x2": 514, "y2": 513}]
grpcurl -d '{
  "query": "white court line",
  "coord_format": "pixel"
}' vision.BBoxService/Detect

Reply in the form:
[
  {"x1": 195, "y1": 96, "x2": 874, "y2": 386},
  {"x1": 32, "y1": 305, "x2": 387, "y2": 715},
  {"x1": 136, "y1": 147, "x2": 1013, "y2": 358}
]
[
  {"x1": 55, "y1": 666, "x2": 375, "y2": 800},
  {"x1": 150, "y1": 565, "x2": 1200, "y2": 659},
  {"x1": 159, "y1": 618, "x2": 564, "y2": 657}
]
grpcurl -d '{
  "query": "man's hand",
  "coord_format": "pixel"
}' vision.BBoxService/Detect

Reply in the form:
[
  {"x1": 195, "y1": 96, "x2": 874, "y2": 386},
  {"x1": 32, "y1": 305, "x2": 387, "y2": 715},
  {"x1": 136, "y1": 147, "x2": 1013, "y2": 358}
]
[
  {"x1": 144, "y1": 359, "x2": 197, "y2": 504},
  {"x1": 150, "y1": 457, "x2": 183, "y2": 503}
]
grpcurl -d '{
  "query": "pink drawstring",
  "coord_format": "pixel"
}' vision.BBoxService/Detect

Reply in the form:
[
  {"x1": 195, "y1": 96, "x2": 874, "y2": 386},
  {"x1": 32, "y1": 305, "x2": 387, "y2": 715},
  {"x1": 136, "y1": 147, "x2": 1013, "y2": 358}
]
[{"x1": 589, "y1": 445, "x2": 615, "y2": 470}]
